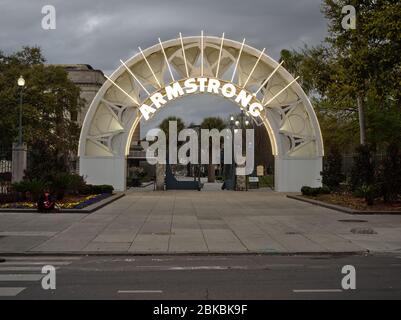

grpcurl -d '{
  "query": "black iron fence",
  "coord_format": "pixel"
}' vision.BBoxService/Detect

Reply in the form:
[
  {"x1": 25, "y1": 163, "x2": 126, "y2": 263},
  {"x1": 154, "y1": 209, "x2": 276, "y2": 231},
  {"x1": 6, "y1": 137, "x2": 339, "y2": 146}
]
[{"x1": 0, "y1": 145, "x2": 12, "y2": 194}]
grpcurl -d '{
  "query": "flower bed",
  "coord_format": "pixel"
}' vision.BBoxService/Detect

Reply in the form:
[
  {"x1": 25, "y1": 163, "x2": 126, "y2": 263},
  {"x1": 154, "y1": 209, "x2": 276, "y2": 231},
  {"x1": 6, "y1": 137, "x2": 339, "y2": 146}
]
[
  {"x1": 0, "y1": 193, "x2": 111, "y2": 210},
  {"x1": 303, "y1": 193, "x2": 401, "y2": 211}
]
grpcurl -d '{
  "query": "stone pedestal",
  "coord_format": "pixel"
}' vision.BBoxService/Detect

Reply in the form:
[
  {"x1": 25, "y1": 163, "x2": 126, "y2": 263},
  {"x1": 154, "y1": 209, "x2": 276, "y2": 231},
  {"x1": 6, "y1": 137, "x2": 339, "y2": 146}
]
[
  {"x1": 236, "y1": 174, "x2": 246, "y2": 191},
  {"x1": 155, "y1": 163, "x2": 165, "y2": 191},
  {"x1": 12, "y1": 143, "x2": 27, "y2": 183}
]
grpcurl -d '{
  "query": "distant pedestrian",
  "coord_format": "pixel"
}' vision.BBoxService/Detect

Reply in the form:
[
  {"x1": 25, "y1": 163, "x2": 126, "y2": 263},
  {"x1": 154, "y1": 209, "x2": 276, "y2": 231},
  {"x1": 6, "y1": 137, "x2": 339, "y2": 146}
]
[{"x1": 37, "y1": 188, "x2": 56, "y2": 213}]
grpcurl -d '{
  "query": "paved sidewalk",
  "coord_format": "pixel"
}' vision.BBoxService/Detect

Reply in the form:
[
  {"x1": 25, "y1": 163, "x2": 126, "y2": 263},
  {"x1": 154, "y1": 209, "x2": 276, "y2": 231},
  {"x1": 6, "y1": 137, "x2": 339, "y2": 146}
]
[{"x1": 0, "y1": 190, "x2": 401, "y2": 254}]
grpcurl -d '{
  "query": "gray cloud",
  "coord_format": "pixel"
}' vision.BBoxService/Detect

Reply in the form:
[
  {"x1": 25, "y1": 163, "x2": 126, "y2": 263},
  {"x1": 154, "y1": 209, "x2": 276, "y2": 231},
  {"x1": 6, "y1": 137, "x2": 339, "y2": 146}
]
[{"x1": 0, "y1": 0, "x2": 328, "y2": 132}]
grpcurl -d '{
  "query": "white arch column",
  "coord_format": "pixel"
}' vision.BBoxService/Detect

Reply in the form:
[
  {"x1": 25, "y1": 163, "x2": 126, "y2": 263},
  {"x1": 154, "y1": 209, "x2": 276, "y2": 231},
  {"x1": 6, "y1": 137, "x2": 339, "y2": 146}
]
[
  {"x1": 274, "y1": 156, "x2": 322, "y2": 192},
  {"x1": 80, "y1": 156, "x2": 127, "y2": 191}
]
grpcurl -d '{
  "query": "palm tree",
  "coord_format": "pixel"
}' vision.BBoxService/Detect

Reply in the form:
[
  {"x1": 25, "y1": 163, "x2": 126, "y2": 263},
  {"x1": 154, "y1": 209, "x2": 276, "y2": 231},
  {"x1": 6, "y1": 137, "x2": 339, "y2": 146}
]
[
  {"x1": 158, "y1": 116, "x2": 185, "y2": 142},
  {"x1": 200, "y1": 117, "x2": 226, "y2": 182},
  {"x1": 159, "y1": 116, "x2": 185, "y2": 172}
]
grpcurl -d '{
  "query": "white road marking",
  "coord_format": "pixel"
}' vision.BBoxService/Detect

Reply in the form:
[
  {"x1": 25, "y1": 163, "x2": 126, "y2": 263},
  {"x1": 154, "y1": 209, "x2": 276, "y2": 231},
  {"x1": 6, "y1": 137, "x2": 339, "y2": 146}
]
[
  {"x1": 135, "y1": 265, "x2": 248, "y2": 270},
  {"x1": 2, "y1": 256, "x2": 81, "y2": 261},
  {"x1": 0, "y1": 274, "x2": 43, "y2": 281},
  {"x1": 264, "y1": 264, "x2": 305, "y2": 268},
  {"x1": 2, "y1": 261, "x2": 71, "y2": 266},
  {"x1": 168, "y1": 266, "x2": 247, "y2": 270},
  {"x1": 118, "y1": 290, "x2": 163, "y2": 294},
  {"x1": 0, "y1": 266, "x2": 60, "y2": 271},
  {"x1": 0, "y1": 287, "x2": 26, "y2": 296},
  {"x1": 293, "y1": 289, "x2": 343, "y2": 293}
]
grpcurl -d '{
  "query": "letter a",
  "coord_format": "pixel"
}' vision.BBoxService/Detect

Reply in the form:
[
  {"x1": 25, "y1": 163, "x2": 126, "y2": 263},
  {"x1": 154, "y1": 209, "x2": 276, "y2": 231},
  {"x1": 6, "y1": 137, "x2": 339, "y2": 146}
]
[
  {"x1": 41, "y1": 5, "x2": 56, "y2": 30},
  {"x1": 341, "y1": 265, "x2": 356, "y2": 290},
  {"x1": 41, "y1": 265, "x2": 56, "y2": 290}
]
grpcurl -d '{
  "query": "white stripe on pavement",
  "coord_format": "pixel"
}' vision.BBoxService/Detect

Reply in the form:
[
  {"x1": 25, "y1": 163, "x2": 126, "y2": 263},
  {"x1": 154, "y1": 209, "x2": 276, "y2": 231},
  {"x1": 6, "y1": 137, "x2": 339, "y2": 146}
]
[
  {"x1": 0, "y1": 287, "x2": 26, "y2": 296},
  {"x1": 0, "y1": 266, "x2": 60, "y2": 272},
  {"x1": 135, "y1": 265, "x2": 248, "y2": 270},
  {"x1": 2, "y1": 261, "x2": 71, "y2": 266},
  {"x1": 118, "y1": 290, "x2": 163, "y2": 294},
  {"x1": 293, "y1": 289, "x2": 343, "y2": 293},
  {"x1": 2, "y1": 256, "x2": 81, "y2": 261},
  {"x1": 0, "y1": 274, "x2": 43, "y2": 281}
]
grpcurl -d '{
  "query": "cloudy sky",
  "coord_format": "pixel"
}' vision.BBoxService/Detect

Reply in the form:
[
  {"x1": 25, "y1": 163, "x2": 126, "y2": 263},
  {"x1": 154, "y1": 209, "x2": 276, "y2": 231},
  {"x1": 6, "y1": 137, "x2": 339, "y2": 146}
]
[{"x1": 0, "y1": 0, "x2": 328, "y2": 135}]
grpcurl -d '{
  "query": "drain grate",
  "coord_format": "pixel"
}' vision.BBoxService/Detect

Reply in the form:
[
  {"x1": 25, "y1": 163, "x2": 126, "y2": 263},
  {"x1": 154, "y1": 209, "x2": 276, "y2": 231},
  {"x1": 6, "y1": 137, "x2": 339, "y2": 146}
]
[
  {"x1": 351, "y1": 227, "x2": 377, "y2": 234},
  {"x1": 338, "y1": 219, "x2": 367, "y2": 223}
]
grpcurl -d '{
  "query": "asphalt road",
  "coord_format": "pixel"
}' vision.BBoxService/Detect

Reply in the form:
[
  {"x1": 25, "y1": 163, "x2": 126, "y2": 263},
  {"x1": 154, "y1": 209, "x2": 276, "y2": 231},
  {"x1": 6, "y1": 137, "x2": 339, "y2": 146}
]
[{"x1": 0, "y1": 253, "x2": 401, "y2": 300}]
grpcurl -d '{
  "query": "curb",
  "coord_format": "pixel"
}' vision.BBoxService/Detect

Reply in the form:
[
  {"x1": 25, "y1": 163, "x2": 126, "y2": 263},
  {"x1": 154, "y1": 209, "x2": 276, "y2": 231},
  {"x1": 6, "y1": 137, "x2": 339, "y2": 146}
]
[
  {"x1": 0, "y1": 250, "x2": 369, "y2": 257},
  {"x1": 287, "y1": 195, "x2": 401, "y2": 215},
  {"x1": 0, "y1": 193, "x2": 125, "y2": 214}
]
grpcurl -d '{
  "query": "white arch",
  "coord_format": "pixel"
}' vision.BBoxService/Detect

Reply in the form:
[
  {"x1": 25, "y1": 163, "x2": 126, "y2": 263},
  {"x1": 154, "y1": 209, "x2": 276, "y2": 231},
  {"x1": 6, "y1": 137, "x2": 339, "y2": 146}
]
[{"x1": 79, "y1": 34, "x2": 324, "y2": 192}]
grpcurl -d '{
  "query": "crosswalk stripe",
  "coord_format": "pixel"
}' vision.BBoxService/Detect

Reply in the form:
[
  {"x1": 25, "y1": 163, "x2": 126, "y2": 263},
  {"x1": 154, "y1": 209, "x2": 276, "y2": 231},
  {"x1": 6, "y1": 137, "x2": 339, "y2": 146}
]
[
  {"x1": 0, "y1": 257, "x2": 77, "y2": 297},
  {"x1": 0, "y1": 266, "x2": 60, "y2": 272},
  {"x1": 2, "y1": 256, "x2": 81, "y2": 261},
  {"x1": 0, "y1": 274, "x2": 44, "y2": 281},
  {"x1": 2, "y1": 261, "x2": 71, "y2": 266},
  {"x1": 0, "y1": 287, "x2": 26, "y2": 296}
]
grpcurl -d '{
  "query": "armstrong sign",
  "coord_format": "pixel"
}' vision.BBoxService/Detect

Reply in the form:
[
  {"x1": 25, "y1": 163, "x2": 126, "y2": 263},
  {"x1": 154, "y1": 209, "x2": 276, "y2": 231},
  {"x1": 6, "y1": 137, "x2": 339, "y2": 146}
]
[{"x1": 139, "y1": 77, "x2": 264, "y2": 120}]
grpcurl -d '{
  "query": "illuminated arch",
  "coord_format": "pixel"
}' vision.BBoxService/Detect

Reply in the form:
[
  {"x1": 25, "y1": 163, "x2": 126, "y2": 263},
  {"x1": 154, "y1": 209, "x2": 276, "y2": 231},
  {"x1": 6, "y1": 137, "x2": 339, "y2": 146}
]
[{"x1": 78, "y1": 33, "x2": 324, "y2": 191}]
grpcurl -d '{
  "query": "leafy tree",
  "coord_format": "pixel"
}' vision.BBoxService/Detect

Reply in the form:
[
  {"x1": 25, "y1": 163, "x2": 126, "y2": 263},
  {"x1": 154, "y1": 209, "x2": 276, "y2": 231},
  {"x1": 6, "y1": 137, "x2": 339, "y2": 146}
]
[
  {"x1": 158, "y1": 116, "x2": 185, "y2": 143},
  {"x1": 0, "y1": 47, "x2": 84, "y2": 178},
  {"x1": 350, "y1": 144, "x2": 375, "y2": 192},
  {"x1": 200, "y1": 117, "x2": 226, "y2": 182},
  {"x1": 280, "y1": 0, "x2": 401, "y2": 151},
  {"x1": 158, "y1": 116, "x2": 185, "y2": 167},
  {"x1": 377, "y1": 143, "x2": 401, "y2": 202}
]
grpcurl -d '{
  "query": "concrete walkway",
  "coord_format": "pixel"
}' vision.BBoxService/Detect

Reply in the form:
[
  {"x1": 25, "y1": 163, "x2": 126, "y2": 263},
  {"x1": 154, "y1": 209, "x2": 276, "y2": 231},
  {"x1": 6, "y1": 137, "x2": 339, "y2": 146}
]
[{"x1": 0, "y1": 190, "x2": 401, "y2": 254}]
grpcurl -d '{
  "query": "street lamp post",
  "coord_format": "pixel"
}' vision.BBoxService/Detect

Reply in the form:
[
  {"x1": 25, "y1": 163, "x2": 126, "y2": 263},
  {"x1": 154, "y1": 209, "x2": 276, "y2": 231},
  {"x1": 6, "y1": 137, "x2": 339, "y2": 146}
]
[
  {"x1": 12, "y1": 76, "x2": 27, "y2": 183},
  {"x1": 17, "y1": 75, "x2": 25, "y2": 146}
]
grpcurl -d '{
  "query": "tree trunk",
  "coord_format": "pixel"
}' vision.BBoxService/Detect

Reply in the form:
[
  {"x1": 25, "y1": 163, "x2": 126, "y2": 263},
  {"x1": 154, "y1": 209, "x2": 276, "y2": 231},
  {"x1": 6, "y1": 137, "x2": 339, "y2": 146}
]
[
  {"x1": 357, "y1": 96, "x2": 366, "y2": 145},
  {"x1": 208, "y1": 164, "x2": 215, "y2": 182}
]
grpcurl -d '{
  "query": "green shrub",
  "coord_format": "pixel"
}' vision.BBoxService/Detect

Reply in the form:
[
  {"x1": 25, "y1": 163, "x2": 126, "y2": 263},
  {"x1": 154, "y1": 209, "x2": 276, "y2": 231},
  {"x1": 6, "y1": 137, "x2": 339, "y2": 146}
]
[
  {"x1": 320, "y1": 186, "x2": 331, "y2": 194},
  {"x1": 48, "y1": 173, "x2": 87, "y2": 200},
  {"x1": 321, "y1": 146, "x2": 345, "y2": 191},
  {"x1": 67, "y1": 174, "x2": 87, "y2": 194},
  {"x1": 12, "y1": 179, "x2": 47, "y2": 201},
  {"x1": 357, "y1": 184, "x2": 378, "y2": 206},
  {"x1": 301, "y1": 186, "x2": 331, "y2": 196},
  {"x1": 377, "y1": 143, "x2": 401, "y2": 202},
  {"x1": 80, "y1": 184, "x2": 114, "y2": 194},
  {"x1": 259, "y1": 175, "x2": 274, "y2": 188},
  {"x1": 49, "y1": 172, "x2": 71, "y2": 200}
]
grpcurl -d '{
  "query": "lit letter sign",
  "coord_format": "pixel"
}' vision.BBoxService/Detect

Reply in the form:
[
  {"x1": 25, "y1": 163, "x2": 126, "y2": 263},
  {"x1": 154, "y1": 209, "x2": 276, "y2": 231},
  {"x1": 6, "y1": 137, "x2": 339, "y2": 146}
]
[{"x1": 139, "y1": 77, "x2": 265, "y2": 120}]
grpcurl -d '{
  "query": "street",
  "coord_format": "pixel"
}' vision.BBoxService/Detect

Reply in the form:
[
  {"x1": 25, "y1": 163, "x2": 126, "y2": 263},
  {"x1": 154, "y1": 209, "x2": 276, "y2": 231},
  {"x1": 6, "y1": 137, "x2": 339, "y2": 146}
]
[{"x1": 0, "y1": 253, "x2": 400, "y2": 300}]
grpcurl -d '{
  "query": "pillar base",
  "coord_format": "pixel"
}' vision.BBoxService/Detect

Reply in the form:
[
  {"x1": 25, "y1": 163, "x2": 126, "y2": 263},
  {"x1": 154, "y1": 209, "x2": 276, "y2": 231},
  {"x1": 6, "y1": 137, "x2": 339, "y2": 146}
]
[
  {"x1": 79, "y1": 156, "x2": 127, "y2": 191},
  {"x1": 11, "y1": 143, "x2": 27, "y2": 183},
  {"x1": 274, "y1": 156, "x2": 322, "y2": 192}
]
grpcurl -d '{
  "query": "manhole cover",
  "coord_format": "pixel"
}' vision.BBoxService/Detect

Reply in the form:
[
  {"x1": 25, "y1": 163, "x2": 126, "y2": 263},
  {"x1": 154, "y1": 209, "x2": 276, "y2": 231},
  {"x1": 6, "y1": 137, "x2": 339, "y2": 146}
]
[
  {"x1": 351, "y1": 227, "x2": 377, "y2": 234},
  {"x1": 286, "y1": 232, "x2": 301, "y2": 235},
  {"x1": 338, "y1": 219, "x2": 367, "y2": 223}
]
